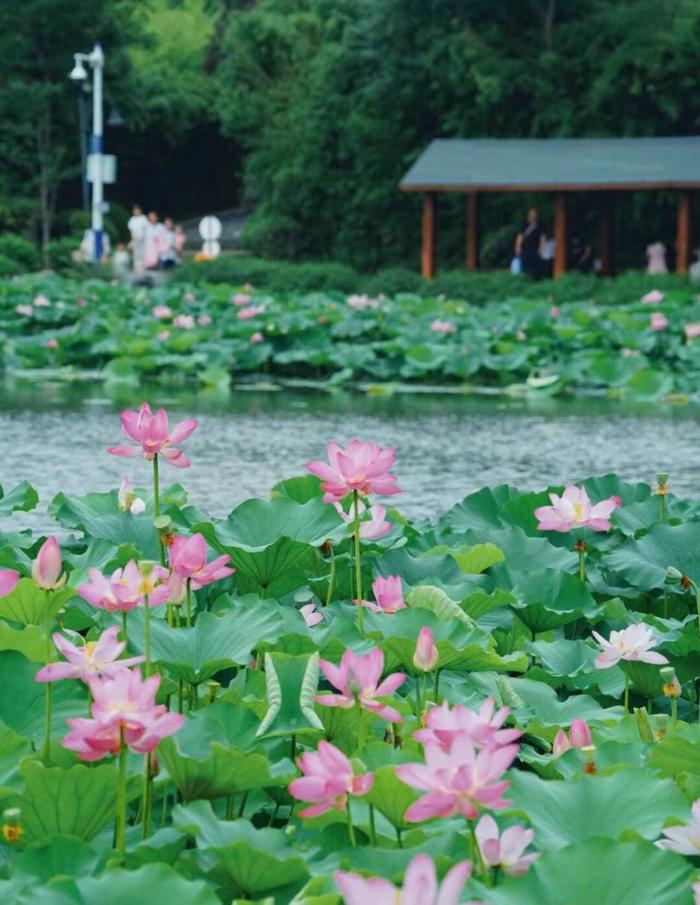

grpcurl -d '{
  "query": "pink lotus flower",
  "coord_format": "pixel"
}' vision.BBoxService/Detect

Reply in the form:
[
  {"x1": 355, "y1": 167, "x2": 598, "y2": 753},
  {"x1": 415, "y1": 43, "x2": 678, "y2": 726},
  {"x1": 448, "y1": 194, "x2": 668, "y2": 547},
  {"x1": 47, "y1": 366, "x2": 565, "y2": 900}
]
[
  {"x1": 152, "y1": 305, "x2": 172, "y2": 319},
  {"x1": 249, "y1": 331, "x2": 264, "y2": 344},
  {"x1": 232, "y1": 292, "x2": 251, "y2": 305},
  {"x1": 33, "y1": 294, "x2": 50, "y2": 307},
  {"x1": 237, "y1": 305, "x2": 266, "y2": 320},
  {"x1": 75, "y1": 297, "x2": 87, "y2": 308},
  {"x1": 118, "y1": 477, "x2": 145, "y2": 515},
  {"x1": 371, "y1": 575, "x2": 405, "y2": 614},
  {"x1": 347, "y1": 294, "x2": 379, "y2": 311},
  {"x1": 621, "y1": 347, "x2": 640, "y2": 357},
  {"x1": 63, "y1": 668, "x2": 184, "y2": 761},
  {"x1": 46, "y1": 337, "x2": 59, "y2": 349},
  {"x1": 306, "y1": 440, "x2": 400, "y2": 503},
  {"x1": 516, "y1": 330, "x2": 527, "y2": 341},
  {"x1": 550, "y1": 306, "x2": 560, "y2": 318},
  {"x1": 168, "y1": 533, "x2": 234, "y2": 589},
  {"x1": 332, "y1": 500, "x2": 391, "y2": 540},
  {"x1": 0, "y1": 570, "x2": 19, "y2": 598},
  {"x1": 35, "y1": 626, "x2": 144, "y2": 683},
  {"x1": 430, "y1": 319, "x2": 457, "y2": 334},
  {"x1": 592, "y1": 623, "x2": 668, "y2": 668},
  {"x1": 288, "y1": 740, "x2": 373, "y2": 817},
  {"x1": 32, "y1": 537, "x2": 66, "y2": 590},
  {"x1": 173, "y1": 314, "x2": 195, "y2": 329},
  {"x1": 414, "y1": 627, "x2": 439, "y2": 672},
  {"x1": 334, "y1": 853, "x2": 471, "y2": 905},
  {"x1": 475, "y1": 814, "x2": 539, "y2": 876},
  {"x1": 685, "y1": 323, "x2": 700, "y2": 340},
  {"x1": 534, "y1": 485, "x2": 620, "y2": 533},
  {"x1": 158, "y1": 330, "x2": 170, "y2": 342},
  {"x1": 15, "y1": 304, "x2": 33, "y2": 317},
  {"x1": 316, "y1": 648, "x2": 406, "y2": 723},
  {"x1": 108, "y1": 402, "x2": 198, "y2": 468},
  {"x1": 396, "y1": 734, "x2": 518, "y2": 821},
  {"x1": 651, "y1": 311, "x2": 668, "y2": 331},
  {"x1": 642, "y1": 290, "x2": 664, "y2": 304},
  {"x1": 79, "y1": 561, "x2": 170, "y2": 613},
  {"x1": 301, "y1": 603, "x2": 323, "y2": 627},
  {"x1": 243, "y1": 282, "x2": 253, "y2": 291},
  {"x1": 694, "y1": 882, "x2": 700, "y2": 905},
  {"x1": 183, "y1": 292, "x2": 195, "y2": 302},
  {"x1": 552, "y1": 718, "x2": 593, "y2": 758},
  {"x1": 414, "y1": 699, "x2": 521, "y2": 753},
  {"x1": 656, "y1": 800, "x2": 700, "y2": 855},
  {"x1": 197, "y1": 314, "x2": 212, "y2": 327}
]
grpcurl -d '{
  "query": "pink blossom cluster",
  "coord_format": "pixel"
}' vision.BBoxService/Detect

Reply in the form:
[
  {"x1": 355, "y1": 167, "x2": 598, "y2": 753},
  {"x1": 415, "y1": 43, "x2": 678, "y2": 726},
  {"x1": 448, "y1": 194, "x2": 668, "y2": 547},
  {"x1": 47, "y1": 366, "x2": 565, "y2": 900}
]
[
  {"x1": 430, "y1": 319, "x2": 457, "y2": 334},
  {"x1": 108, "y1": 402, "x2": 198, "y2": 468},
  {"x1": 237, "y1": 304, "x2": 266, "y2": 320},
  {"x1": 288, "y1": 740, "x2": 373, "y2": 817},
  {"x1": 63, "y1": 668, "x2": 184, "y2": 761},
  {"x1": 315, "y1": 648, "x2": 406, "y2": 723},
  {"x1": 552, "y1": 718, "x2": 592, "y2": 758},
  {"x1": 396, "y1": 698, "x2": 521, "y2": 822},
  {"x1": 535, "y1": 484, "x2": 620, "y2": 533},
  {"x1": 346, "y1": 294, "x2": 379, "y2": 310},
  {"x1": 307, "y1": 440, "x2": 400, "y2": 503}
]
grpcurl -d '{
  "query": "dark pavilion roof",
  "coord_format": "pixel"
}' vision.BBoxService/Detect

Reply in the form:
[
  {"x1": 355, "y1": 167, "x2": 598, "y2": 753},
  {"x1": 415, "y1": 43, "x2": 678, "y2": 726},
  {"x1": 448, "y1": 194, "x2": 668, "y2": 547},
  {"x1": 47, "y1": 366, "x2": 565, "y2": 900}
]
[{"x1": 400, "y1": 137, "x2": 700, "y2": 192}]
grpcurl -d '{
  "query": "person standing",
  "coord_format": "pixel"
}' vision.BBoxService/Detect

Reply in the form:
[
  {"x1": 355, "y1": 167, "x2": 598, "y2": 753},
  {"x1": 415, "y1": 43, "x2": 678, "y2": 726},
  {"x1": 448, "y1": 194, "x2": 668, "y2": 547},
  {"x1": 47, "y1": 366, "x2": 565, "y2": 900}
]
[
  {"x1": 515, "y1": 208, "x2": 546, "y2": 279},
  {"x1": 144, "y1": 211, "x2": 167, "y2": 270},
  {"x1": 127, "y1": 204, "x2": 148, "y2": 273},
  {"x1": 174, "y1": 224, "x2": 186, "y2": 257},
  {"x1": 160, "y1": 217, "x2": 178, "y2": 269},
  {"x1": 646, "y1": 241, "x2": 668, "y2": 274}
]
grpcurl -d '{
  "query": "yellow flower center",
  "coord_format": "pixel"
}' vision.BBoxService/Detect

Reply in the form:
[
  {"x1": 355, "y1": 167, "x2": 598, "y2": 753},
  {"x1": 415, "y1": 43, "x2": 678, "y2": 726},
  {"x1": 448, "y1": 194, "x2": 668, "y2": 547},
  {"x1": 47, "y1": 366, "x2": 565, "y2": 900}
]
[
  {"x1": 572, "y1": 502, "x2": 585, "y2": 522},
  {"x1": 2, "y1": 824, "x2": 22, "y2": 843}
]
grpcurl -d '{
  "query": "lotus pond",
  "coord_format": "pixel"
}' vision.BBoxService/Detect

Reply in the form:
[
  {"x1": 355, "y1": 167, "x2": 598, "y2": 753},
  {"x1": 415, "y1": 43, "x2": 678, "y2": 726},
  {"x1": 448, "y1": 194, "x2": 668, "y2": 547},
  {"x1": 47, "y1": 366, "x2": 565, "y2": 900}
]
[
  {"x1": 1, "y1": 399, "x2": 700, "y2": 904},
  {"x1": 3, "y1": 275, "x2": 700, "y2": 397}
]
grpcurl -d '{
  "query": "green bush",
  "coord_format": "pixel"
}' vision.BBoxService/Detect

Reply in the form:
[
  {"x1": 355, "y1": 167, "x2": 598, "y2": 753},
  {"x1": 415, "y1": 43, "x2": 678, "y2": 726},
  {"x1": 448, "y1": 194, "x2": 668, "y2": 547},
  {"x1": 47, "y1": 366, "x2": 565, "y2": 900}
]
[
  {"x1": 0, "y1": 234, "x2": 40, "y2": 272},
  {"x1": 45, "y1": 235, "x2": 85, "y2": 274},
  {"x1": 364, "y1": 267, "x2": 423, "y2": 296},
  {"x1": 0, "y1": 253, "x2": 20, "y2": 277}
]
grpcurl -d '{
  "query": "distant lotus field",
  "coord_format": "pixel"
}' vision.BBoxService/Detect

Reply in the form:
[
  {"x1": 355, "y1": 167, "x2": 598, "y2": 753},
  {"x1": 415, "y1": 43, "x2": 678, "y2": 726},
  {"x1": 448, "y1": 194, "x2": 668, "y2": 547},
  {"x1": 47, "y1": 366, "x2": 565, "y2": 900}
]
[
  {"x1": 2, "y1": 275, "x2": 700, "y2": 398},
  {"x1": 0, "y1": 406, "x2": 699, "y2": 902}
]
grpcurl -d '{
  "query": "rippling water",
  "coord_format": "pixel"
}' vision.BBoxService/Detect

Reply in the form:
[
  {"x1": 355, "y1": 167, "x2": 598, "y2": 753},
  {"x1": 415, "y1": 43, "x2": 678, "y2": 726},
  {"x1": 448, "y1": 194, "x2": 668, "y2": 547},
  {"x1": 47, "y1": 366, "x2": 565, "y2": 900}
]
[{"x1": 1, "y1": 378, "x2": 699, "y2": 532}]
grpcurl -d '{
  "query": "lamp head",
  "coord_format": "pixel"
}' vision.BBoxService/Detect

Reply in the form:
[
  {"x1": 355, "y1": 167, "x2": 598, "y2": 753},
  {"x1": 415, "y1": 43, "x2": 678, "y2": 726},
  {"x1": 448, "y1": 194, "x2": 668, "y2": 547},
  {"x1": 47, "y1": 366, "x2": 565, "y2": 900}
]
[{"x1": 69, "y1": 58, "x2": 88, "y2": 82}]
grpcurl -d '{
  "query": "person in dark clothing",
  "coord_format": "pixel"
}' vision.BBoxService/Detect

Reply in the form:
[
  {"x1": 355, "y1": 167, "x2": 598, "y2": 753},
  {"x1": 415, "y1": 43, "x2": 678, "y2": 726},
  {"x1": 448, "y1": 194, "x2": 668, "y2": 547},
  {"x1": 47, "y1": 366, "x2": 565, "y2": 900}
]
[
  {"x1": 570, "y1": 235, "x2": 593, "y2": 273},
  {"x1": 515, "y1": 208, "x2": 545, "y2": 278}
]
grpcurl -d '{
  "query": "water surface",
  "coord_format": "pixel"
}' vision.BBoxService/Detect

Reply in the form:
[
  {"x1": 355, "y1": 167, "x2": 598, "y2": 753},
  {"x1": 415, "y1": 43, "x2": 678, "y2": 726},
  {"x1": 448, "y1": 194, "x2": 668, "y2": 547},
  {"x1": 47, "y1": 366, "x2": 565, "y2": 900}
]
[{"x1": 1, "y1": 379, "x2": 698, "y2": 531}]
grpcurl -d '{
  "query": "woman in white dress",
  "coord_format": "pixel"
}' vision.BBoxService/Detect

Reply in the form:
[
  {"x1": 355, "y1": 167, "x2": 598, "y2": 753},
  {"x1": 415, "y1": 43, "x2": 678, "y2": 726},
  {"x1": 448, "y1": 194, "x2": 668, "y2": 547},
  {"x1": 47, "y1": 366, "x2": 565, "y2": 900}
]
[
  {"x1": 646, "y1": 242, "x2": 667, "y2": 274},
  {"x1": 127, "y1": 205, "x2": 148, "y2": 273}
]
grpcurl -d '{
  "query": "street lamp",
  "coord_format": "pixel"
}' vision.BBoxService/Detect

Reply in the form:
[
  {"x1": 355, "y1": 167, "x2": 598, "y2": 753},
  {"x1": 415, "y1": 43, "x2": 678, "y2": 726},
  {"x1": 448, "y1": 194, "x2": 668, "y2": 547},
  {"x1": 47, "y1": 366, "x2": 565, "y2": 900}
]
[{"x1": 69, "y1": 43, "x2": 105, "y2": 263}]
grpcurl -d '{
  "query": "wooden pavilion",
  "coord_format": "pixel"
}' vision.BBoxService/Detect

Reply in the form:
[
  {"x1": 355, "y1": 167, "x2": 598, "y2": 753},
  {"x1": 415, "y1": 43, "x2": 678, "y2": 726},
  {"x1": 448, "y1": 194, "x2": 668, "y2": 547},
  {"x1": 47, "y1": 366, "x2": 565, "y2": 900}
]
[{"x1": 399, "y1": 137, "x2": 700, "y2": 278}]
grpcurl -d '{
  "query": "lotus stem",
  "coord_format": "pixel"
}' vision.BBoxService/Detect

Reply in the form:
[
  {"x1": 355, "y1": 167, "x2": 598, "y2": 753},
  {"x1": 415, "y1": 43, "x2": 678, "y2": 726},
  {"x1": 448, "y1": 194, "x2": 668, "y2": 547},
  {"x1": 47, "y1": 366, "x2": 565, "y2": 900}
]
[
  {"x1": 177, "y1": 677, "x2": 184, "y2": 713},
  {"x1": 433, "y1": 669, "x2": 441, "y2": 704},
  {"x1": 121, "y1": 610, "x2": 128, "y2": 645},
  {"x1": 369, "y1": 803, "x2": 377, "y2": 845},
  {"x1": 469, "y1": 819, "x2": 486, "y2": 878},
  {"x1": 396, "y1": 826, "x2": 403, "y2": 848},
  {"x1": 142, "y1": 753, "x2": 153, "y2": 840},
  {"x1": 152, "y1": 454, "x2": 164, "y2": 566},
  {"x1": 346, "y1": 798, "x2": 356, "y2": 847},
  {"x1": 414, "y1": 675, "x2": 422, "y2": 720},
  {"x1": 225, "y1": 794, "x2": 234, "y2": 819},
  {"x1": 325, "y1": 547, "x2": 336, "y2": 606},
  {"x1": 116, "y1": 731, "x2": 128, "y2": 858},
  {"x1": 144, "y1": 600, "x2": 152, "y2": 676},
  {"x1": 44, "y1": 600, "x2": 52, "y2": 765},
  {"x1": 237, "y1": 790, "x2": 249, "y2": 818},
  {"x1": 352, "y1": 491, "x2": 364, "y2": 633},
  {"x1": 624, "y1": 672, "x2": 630, "y2": 712},
  {"x1": 671, "y1": 696, "x2": 677, "y2": 732},
  {"x1": 185, "y1": 578, "x2": 192, "y2": 628},
  {"x1": 578, "y1": 548, "x2": 586, "y2": 583}
]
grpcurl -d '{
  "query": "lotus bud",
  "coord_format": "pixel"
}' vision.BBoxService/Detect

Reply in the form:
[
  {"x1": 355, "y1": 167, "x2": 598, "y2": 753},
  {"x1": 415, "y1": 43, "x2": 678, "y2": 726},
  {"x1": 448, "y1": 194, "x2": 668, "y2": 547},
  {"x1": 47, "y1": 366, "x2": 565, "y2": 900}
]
[
  {"x1": 552, "y1": 729, "x2": 571, "y2": 759},
  {"x1": 413, "y1": 627, "x2": 439, "y2": 673},
  {"x1": 569, "y1": 719, "x2": 593, "y2": 748},
  {"x1": 665, "y1": 566, "x2": 683, "y2": 585},
  {"x1": 207, "y1": 680, "x2": 221, "y2": 704},
  {"x1": 660, "y1": 666, "x2": 681, "y2": 698},
  {"x1": 1, "y1": 806, "x2": 22, "y2": 844},
  {"x1": 31, "y1": 537, "x2": 66, "y2": 590},
  {"x1": 581, "y1": 744, "x2": 597, "y2": 774},
  {"x1": 656, "y1": 473, "x2": 669, "y2": 495}
]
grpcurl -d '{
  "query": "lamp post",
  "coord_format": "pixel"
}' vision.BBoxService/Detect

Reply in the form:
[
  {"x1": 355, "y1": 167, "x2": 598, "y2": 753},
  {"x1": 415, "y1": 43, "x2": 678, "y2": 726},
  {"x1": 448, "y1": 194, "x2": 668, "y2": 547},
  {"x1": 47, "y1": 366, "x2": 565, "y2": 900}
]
[{"x1": 69, "y1": 43, "x2": 105, "y2": 264}]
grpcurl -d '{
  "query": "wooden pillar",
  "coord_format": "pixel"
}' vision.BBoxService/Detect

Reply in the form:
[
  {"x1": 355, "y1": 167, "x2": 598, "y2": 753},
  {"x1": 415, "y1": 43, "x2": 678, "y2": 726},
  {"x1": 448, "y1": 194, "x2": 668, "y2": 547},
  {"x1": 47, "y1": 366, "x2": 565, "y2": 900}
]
[
  {"x1": 421, "y1": 192, "x2": 437, "y2": 279},
  {"x1": 466, "y1": 191, "x2": 480, "y2": 270},
  {"x1": 677, "y1": 191, "x2": 691, "y2": 274},
  {"x1": 553, "y1": 192, "x2": 567, "y2": 279},
  {"x1": 599, "y1": 195, "x2": 614, "y2": 276}
]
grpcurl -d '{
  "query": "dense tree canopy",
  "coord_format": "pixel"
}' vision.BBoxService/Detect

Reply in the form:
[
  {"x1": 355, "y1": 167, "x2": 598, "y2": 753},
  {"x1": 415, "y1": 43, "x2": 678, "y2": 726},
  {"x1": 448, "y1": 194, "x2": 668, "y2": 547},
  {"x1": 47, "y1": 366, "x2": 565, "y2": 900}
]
[{"x1": 1, "y1": 0, "x2": 699, "y2": 268}]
